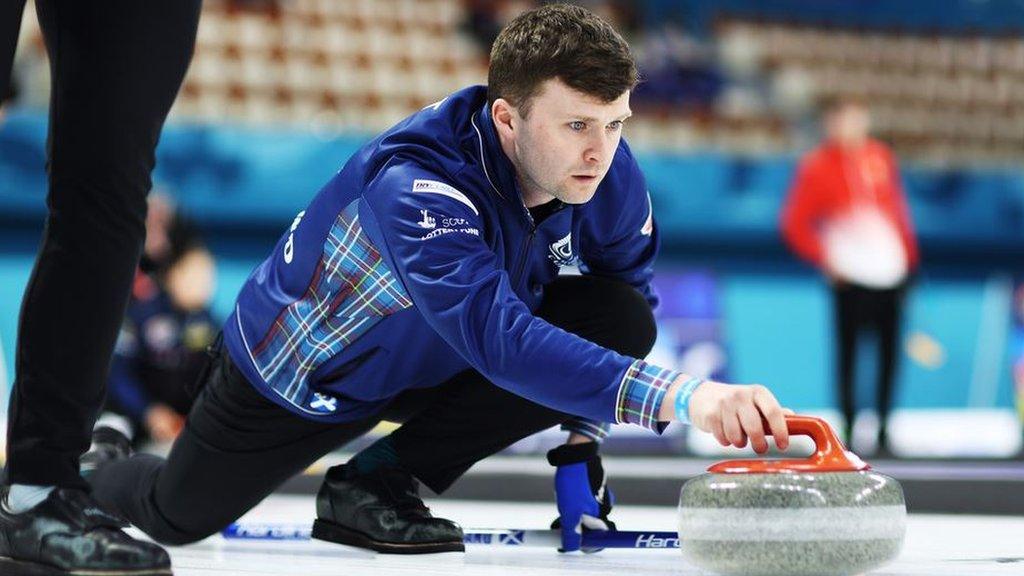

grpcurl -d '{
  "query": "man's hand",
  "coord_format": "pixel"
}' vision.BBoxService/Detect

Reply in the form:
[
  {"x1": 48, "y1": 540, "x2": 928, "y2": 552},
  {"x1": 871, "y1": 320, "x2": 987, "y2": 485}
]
[
  {"x1": 145, "y1": 404, "x2": 184, "y2": 443},
  {"x1": 547, "y1": 442, "x2": 615, "y2": 553},
  {"x1": 823, "y1": 261, "x2": 847, "y2": 285},
  {"x1": 668, "y1": 379, "x2": 792, "y2": 454}
]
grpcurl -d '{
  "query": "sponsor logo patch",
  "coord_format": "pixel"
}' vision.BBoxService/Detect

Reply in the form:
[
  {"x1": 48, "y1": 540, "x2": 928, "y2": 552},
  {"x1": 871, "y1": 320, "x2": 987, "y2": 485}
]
[
  {"x1": 414, "y1": 207, "x2": 479, "y2": 241},
  {"x1": 309, "y1": 392, "x2": 338, "y2": 414},
  {"x1": 548, "y1": 232, "x2": 579, "y2": 268},
  {"x1": 417, "y1": 209, "x2": 436, "y2": 229},
  {"x1": 411, "y1": 179, "x2": 479, "y2": 215},
  {"x1": 634, "y1": 534, "x2": 679, "y2": 548},
  {"x1": 420, "y1": 226, "x2": 480, "y2": 241},
  {"x1": 284, "y1": 210, "x2": 306, "y2": 264}
]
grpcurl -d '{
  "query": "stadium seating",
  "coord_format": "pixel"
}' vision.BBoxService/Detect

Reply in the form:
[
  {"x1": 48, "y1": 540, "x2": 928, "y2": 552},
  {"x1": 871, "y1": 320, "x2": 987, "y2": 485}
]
[{"x1": 717, "y1": 19, "x2": 1024, "y2": 165}]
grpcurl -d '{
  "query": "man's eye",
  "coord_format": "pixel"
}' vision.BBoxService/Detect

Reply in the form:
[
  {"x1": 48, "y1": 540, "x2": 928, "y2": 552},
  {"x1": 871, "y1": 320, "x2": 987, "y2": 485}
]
[
  {"x1": 608, "y1": 121, "x2": 623, "y2": 131},
  {"x1": 569, "y1": 121, "x2": 587, "y2": 131}
]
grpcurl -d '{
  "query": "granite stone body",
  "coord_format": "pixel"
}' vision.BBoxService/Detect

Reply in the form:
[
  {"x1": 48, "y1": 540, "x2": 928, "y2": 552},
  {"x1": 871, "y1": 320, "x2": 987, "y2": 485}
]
[{"x1": 677, "y1": 470, "x2": 906, "y2": 576}]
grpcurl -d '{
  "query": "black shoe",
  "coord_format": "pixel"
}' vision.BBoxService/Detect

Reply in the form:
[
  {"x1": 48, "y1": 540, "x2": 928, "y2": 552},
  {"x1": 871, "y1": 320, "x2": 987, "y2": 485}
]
[
  {"x1": 841, "y1": 425, "x2": 854, "y2": 448},
  {"x1": 312, "y1": 464, "x2": 464, "y2": 554},
  {"x1": 0, "y1": 487, "x2": 171, "y2": 575},
  {"x1": 80, "y1": 426, "x2": 133, "y2": 476},
  {"x1": 872, "y1": 446, "x2": 897, "y2": 460},
  {"x1": 873, "y1": 429, "x2": 897, "y2": 460},
  {"x1": 871, "y1": 441, "x2": 898, "y2": 460}
]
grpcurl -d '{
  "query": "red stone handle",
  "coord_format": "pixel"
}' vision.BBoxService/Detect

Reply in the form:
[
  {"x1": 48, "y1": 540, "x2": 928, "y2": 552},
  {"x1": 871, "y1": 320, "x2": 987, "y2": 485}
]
[{"x1": 706, "y1": 415, "x2": 870, "y2": 474}]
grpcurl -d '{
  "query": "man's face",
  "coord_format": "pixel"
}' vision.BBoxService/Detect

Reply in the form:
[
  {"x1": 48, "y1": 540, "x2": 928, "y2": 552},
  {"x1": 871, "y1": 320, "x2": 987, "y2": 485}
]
[
  {"x1": 827, "y1": 103, "x2": 871, "y2": 146},
  {"x1": 502, "y1": 79, "x2": 631, "y2": 205}
]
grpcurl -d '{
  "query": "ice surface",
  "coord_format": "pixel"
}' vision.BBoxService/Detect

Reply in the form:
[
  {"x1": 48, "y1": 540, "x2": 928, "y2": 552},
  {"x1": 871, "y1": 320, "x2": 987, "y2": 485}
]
[{"x1": 154, "y1": 495, "x2": 1024, "y2": 575}]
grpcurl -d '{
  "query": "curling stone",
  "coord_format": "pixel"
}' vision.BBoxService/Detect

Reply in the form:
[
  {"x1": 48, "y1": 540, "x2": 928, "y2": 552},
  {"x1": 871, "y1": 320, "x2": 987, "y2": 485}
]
[{"x1": 677, "y1": 415, "x2": 905, "y2": 576}]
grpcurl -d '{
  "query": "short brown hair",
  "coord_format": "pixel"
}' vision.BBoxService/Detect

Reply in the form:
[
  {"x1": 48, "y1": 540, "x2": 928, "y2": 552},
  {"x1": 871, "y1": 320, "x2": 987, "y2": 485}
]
[
  {"x1": 819, "y1": 94, "x2": 868, "y2": 115},
  {"x1": 487, "y1": 3, "x2": 639, "y2": 117}
]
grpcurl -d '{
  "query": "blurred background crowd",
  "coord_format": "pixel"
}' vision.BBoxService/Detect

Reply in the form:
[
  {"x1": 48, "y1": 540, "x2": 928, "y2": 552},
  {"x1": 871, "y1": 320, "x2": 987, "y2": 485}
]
[{"x1": 1, "y1": 0, "x2": 1023, "y2": 459}]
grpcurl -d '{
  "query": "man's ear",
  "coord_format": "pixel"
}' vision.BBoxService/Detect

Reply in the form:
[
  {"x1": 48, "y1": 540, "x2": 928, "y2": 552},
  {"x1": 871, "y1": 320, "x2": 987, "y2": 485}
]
[{"x1": 491, "y1": 98, "x2": 517, "y2": 137}]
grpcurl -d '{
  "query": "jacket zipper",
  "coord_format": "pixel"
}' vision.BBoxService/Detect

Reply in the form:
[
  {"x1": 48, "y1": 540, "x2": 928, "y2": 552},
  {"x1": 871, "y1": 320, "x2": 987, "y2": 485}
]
[
  {"x1": 511, "y1": 199, "x2": 536, "y2": 287},
  {"x1": 511, "y1": 228, "x2": 536, "y2": 287},
  {"x1": 510, "y1": 200, "x2": 564, "y2": 287}
]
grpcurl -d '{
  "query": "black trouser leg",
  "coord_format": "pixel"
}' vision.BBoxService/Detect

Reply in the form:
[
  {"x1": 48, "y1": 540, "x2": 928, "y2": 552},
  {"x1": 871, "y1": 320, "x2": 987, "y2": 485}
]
[
  {"x1": 6, "y1": 0, "x2": 201, "y2": 488},
  {"x1": 834, "y1": 283, "x2": 861, "y2": 438},
  {"x1": 391, "y1": 276, "x2": 657, "y2": 494},
  {"x1": 0, "y1": 0, "x2": 27, "y2": 101},
  {"x1": 89, "y1": 352, "x2": 380, "y2": 545},
  {"x1": 875, "y1": 285, "x2": 905, "y2": 443}
]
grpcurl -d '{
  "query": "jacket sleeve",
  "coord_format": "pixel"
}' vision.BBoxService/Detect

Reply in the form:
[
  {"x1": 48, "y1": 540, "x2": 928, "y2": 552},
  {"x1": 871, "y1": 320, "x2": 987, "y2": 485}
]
[
  {"x1": 569, "y1": 154, "x2": 662, "y2": 439},
  {"x1": 579, "y1": 155, "x2": 661, "y2": 309},
  {"x1": 359, "y1": 160, "x2": 680, "y2": 431},
  {"x1": 885, "y1": 148, "x2": 920, "y2": 269},
  {"x1": 780, "y1": 156, "x2": 827, "y2": 268}
]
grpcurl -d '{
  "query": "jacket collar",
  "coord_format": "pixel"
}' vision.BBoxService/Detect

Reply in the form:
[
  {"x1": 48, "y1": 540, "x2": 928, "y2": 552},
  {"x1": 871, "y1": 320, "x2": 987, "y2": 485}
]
[{"x1": 472, "y1": 102, "x2": 525, "y2": 206}]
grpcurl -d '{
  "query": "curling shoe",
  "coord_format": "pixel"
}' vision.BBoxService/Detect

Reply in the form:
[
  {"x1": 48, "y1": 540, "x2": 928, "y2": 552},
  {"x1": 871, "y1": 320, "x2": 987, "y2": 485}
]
[{"x1": 312, "y1": 464, "x2": 463, "y2": 554}]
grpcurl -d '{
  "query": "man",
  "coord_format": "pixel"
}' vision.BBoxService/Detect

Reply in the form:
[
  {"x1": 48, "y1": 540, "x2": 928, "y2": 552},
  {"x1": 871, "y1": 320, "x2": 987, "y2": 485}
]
[
  {"x1": 0, "y1": 69, "x2": 14, "y2": 123},
  {"x1": 781, "y1": 96, "x2": 919, "y2": 454},
  {"x1": 86, "y1": 3, "x2": 791, "y2": 556},
  {"x1": 104, "y1": 241, "x2": 218, "y2": 447},
  {"x1": 0, "y1": 1, "x2": 201, "y2": 575}
]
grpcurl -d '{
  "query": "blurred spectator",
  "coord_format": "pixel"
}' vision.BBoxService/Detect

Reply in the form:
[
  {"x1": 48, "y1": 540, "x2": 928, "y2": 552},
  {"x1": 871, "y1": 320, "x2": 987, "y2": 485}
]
[
  {"x1": 463, "y1": 0, "x2": 503, "y2": 50},
  {"x1": 781, "y1": 95, "x2": 919, "y2": 455},
  {"x1": 140, "y1": 191, "x2": 204, "y2": 275},
  {"x1": 631, "y1": 24, "x2": 722, "y2": 113},
  {"x1": 0, "y1": 71, "x2": 15, "y2": 124},
  {"x1": 462, "y1": 0, "x2": 631, "y2": 51},
  {"x1": 104, "y1": 196, "x2": 218, "y2": 446},
  {"x1": 463, "y1": 0, "x2": 721, "y2": 114},
  {"x1": 227, "y1": 0, "x2": 280, "y2": 16},
  {"x1": 6, "y1": 15, "x2": 53, "y2": 113}
]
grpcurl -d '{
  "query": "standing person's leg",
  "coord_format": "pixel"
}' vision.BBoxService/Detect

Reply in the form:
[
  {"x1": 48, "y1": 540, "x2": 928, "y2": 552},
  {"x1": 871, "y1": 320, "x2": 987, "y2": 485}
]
[
  {"x1": 0, "y1": 2, "x2": 200, "y2": 574},
  {"x1": 0, "y1": 0, "x2": 27, "y2": 101},
  {"x1": 875, "y1": 284, "x2": 906, "y2": 451},
  {"x1": 6, "y1": 0, "x2": 201, "y2": 493},
  {"x1": 88, "y1": 349, "x2": 381, "y2": 545},
  {"x1": 390, "y1": 275, "x2": 657, "y2": 494},
  {"x1": 834, "y1": 283, "x2": 860, "y2": 444}
]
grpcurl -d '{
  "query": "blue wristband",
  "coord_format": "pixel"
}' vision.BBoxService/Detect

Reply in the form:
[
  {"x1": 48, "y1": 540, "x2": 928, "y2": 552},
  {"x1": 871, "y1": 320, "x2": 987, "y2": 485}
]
[{"x1": 673, "y1": 376, "x2": 705, "y2": 425}]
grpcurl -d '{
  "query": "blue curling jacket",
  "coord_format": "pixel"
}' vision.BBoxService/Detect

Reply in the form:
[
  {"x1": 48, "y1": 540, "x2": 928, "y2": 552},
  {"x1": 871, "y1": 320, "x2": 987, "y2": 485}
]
[{"x1": 223, "y1": 86, "x2": 674, "y2": 429}]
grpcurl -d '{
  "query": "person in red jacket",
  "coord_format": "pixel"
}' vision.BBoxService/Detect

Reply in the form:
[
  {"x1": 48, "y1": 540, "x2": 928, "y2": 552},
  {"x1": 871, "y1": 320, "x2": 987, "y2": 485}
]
[{"x1": 781, "y1": 95, "x2": 919, "y2": 455}]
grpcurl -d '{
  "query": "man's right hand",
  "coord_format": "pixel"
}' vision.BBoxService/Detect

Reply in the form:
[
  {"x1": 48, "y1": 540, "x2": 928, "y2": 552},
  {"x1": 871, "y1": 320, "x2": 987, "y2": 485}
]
[
  {"x1": 668, "y1": 380, "x2": 792, "y2": 454},
  {"x1": 145, "y1": 404, "x2": 184, "y2": 443},
  {"x1": 823, "y1": 261, "x2": 849, "y2": 285}
]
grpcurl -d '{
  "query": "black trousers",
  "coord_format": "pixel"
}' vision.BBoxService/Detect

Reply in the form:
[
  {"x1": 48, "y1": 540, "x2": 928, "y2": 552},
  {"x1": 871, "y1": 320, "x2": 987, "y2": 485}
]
[
  {"x1": 1, "y1": 1, "x2": 201, "y2": 487},
  {"x1": 833, "y1": 281, "x2": 907, "y2": 438},
  {"x1": 87, "y1": 276, "x2": 657, "y2": 546}
]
